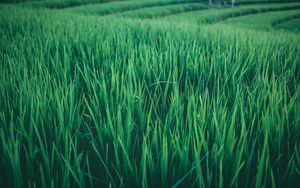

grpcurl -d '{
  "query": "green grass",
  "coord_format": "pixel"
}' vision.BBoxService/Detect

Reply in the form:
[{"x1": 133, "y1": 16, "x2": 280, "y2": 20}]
[
  {"x1": 62, "y1": 0, "x2": 203, "y2": 15},
  {"x1": 7, "y1": 0, "x2": 119, "y2": 7},
  {"x1": 275, "y1": 18, "x2": 300, "y2": 32},
  {"x1": 220, "y1": 9, "x2": 300, "y2": 31},
  {"x1": 114, "y1": 3, "x2": 208, "y2": 19},
  {"x1": 3, "y1": 0, "x2": 300, "y2": 5},
  {"x1": 160, "y1": 2, "x2": 300, "y2": 24},
  {"x1": 235, "y1": 0, "x2": 300, "y2": 4},
  {"x1": 0, "y1": 1, "x2": 300, "y2": 188}
]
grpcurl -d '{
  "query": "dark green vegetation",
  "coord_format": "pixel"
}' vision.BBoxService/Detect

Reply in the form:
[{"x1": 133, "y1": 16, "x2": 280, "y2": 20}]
[
  {"x1": 0, "y1": 0, "x2": 300, "y2": 187},
  {"x1": 2, "y1": 0, "x2": 118, "y2": 6},
  {"x1": 221, "y1": 9, "x2": 300, "y2": 31},
  {"x1": 275, "y1": 18, "x2": 300, "y2": 32},
  {"x1": 60, "y1": 0, "x2": 205, "y2": 16},
  {"x1": 160, "y1": 2, "x2": 300, "y2": 24}
]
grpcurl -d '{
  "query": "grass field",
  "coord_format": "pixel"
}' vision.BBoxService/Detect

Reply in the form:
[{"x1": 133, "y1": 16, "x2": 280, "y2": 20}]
[
  {"x1": 220, "y1": 9, "x2": 300, "y2": 31},
  {"x1": 61, "y1": 0, "x2": 203, "y2": 16},
  {"x1": 0, "y1": 0, "x2": 300, "y2": 187},
  {"x1": 160, "y1": 2, "x2": 300, "y2": 24},
  {"x1": 275, "y1": 18, "x2": 300, "y2": 32}
]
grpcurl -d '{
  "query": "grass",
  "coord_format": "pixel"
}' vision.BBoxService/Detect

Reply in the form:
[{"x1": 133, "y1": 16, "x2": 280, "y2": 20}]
[
  {"x1": 0, "y1": 1, "x2": 300, "y2": 187},
  {"x1": 275, "y1": 18, "x2": 300, "y2": 32},
  {"x1": 21, "y1": 0, "x2": 125, "y2": 9},
  {"x1": 160, "y1": 2, "x2": 300, "y2": 24},
  {"x1": 61, "y1": 0, "x2": 203, "y2": 15},
  {"x1": 220, "y1": 9, "x2": 300, "y2": 31},
  {"x1": 235, "y1": 0, "x2": 300, "y2": 5},
  {"x1": 114, "y1": 3, "x2": 208, "y2": 19}
]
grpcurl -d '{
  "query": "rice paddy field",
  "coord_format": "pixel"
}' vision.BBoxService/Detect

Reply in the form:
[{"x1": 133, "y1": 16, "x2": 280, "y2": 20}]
[{"x1": 0, "y1": 0, "x2": 300, "y2": 187}]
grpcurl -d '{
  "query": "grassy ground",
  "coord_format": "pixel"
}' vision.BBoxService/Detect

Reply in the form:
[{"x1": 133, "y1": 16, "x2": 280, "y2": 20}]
[
  {"x1": 114, "y1": 3, "x2": 208, "y2": 19},
  {"x1": 62, "y1": 0, "x2": 202, "y2": 15},
  {"x1": 0, "y1": 0, "x2": 300, "y2": 187},
  {"x1": 2, "y1": 0, "x2": 116, "y2": 6},
  {"x1": 160, "y1": 2, "x2": 300, "y2": 24},
  {"x1": 220, "y1": 9, "x2": 300, "y2": 31},
  {"x1": 275, "y1": 18, "x2": 300, "y2": 32}
]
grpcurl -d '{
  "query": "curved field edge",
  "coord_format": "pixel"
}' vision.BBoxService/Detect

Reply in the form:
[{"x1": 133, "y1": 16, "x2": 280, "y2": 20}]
[
  {"x1": 235, "y1": 0, "x2": 300, "y2": 5},
  {"x1": 23, "y1": 0, "x2": 206, "y2": 10},
  {"x1": 16, "y1": 0, "x2": 125, "y2": 8},
  {"x1": 9, "y1": 0, "x2": 300, "y2": 8},
  {"x1": 158, "y1": 2, "x2": 300, "y2": 24},
  {"x1": 272, "y1": 14, "x2": 300, "y2": 26},
  {"x1": 219, "y1": 10, "x2": 300, "y2": 31},
  {"x1": 274, "y1": 18, "x2": 300, "y2": 32},
  {"x1": 1, "y1": 5, "x2": 300, "y2": 187},
  {"x1": 114, "y1": 3, "x2": 208, "y2": 19},
  {"x1": 207, "y1": 3, "x2": 300, "y2": 24},
  {"x1": 62, "y1": 0, "x2": 205, "y2": 16}
]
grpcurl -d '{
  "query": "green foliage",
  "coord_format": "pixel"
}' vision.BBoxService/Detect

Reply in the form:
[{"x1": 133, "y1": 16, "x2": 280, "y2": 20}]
[
  {"x1": 275, "y1": 18, "x2": 300, "y2": 32},
  {"x1": 222, "y1": 9, "x2": 300, "y2": 31},
  {"x1": 0, "y1": 1, "x2": 300, "y2": 187},
  {"x1": 115, "y1": 3, "x2": 208, "y2": 19},
  {"x1": 161, "y1": 2, "x2": 300, "y2": 24},
  {"x1": 63, "y1": 0, "x2": 203, "y2": 15},
  {"x1": 2, "y1": 0, "x2": 119, "y2": 6}
]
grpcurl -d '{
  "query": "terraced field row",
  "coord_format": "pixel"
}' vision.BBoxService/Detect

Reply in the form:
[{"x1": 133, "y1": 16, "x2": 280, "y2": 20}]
[
  {"x1": 275, "y1": 18, "x2": 300, "y2": 32},
  {"x1": 221, "y1": 9, "x2": 300, "y2": 31},
  {"x1": 113, "y1": 3, "x2": 208, "y2": 19},
  {"x1": 18, "y1": 0, "x2": 300, "y2": 9},
  {"x1": 60, "y1": 0, "x2": 204, "y2": 16},
  {"x1": 50, "y1": 0, "x2": 300, "y2": 28},
  {"x1": 22, "y1": 0, "x2": 128, "y2": 9},
  {"x1": 18, "y1": 0, "x2": 300, "y2": 33},
  {"x1": 235, "y1": 0, "x2": 300, "y2": 5},
  {"x1": 25, "y1": 0, "x2": 205, "y2": 10},
  {"x1": 19, "y1": 0, "x2": 300, "y2": 23},
  {"x1": 159, "y1": 2, "x2": 300, "y2": 24}
]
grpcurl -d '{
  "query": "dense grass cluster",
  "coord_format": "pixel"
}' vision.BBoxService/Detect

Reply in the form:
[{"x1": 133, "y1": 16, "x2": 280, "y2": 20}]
[{"x1": 0, "y1": 1, "x2": 300, "y2": 188}]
